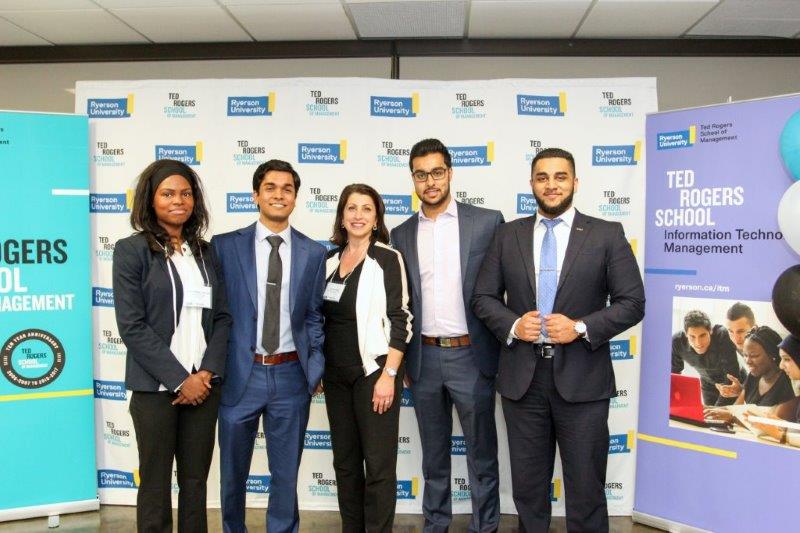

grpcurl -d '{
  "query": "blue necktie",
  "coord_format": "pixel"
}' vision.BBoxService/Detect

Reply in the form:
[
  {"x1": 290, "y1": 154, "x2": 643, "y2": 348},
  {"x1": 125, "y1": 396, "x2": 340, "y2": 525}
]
[{"x1": 538, "y1": 218, "x2": 562, "y2": 339}]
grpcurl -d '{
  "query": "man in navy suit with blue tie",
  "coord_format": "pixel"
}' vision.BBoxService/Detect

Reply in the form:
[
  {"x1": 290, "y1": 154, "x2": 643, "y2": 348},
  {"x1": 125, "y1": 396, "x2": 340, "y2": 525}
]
[
  {"x1": 212, "y1": 160, "x2": 326, "y2": 533},
  {"x1": 472, "y1": 148, "x2": 645, "y2": 532}
]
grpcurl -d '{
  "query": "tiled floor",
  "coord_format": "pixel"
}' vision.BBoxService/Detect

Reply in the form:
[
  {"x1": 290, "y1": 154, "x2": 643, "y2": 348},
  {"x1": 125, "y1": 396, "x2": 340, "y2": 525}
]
[{"x1": 0, "y1": 506, "x2": 662, "y2": 532}]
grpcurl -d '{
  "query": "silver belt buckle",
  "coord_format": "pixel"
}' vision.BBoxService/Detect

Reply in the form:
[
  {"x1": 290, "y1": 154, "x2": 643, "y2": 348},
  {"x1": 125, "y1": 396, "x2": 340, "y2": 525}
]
[{"x1": 541, "y1": 345, "x2": 554, "y2": 359}]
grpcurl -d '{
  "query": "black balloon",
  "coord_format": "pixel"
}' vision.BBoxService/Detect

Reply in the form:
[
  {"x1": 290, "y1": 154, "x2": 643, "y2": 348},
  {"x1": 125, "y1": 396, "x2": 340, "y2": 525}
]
[{"x1": 772, "y1": 265, "x2": 800, "y2": 337}]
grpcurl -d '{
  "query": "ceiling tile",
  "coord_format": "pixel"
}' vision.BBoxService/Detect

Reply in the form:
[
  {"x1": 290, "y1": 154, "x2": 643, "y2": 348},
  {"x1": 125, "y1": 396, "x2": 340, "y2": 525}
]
[
  {"x1": 689, "y1": 0, "x2": 800, "y2": 38},
  {"x1": 111, "y1": 6, "x2": 251, "y2": 43},
  {"x1": 347, "y1": 0, "x2": 467, "y2": 38},
  {"x1": 95, "y1": 0, "x2": 218, "y2": 8},
  {"x1": 469, "y1": 1, "x2": 591, "y2": 39},
  {"x1": 577, "y1": 0, "x2": 720, "y2": 38},
  {"x1": 0, "y1": 0, "x2": 95, "y2": 10},
  {"x1": 0, "y1": 17, "x2": 52, "y2": 45},
  {"x1": 2, "y1": 9, "x2": 150, "y2": 44},
  {"x1": 227, "y1": 3, "x2": 356, "y2": 40}
]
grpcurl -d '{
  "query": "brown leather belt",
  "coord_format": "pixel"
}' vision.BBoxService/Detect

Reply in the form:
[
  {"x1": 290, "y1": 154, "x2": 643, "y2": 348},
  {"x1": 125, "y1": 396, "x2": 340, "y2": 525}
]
[
  {"x1": 421, "y1": 334, "x2": 471, "y2": 348},
  {"x1": 254, "y1": 351, "x2": 299, "y2": 365}
]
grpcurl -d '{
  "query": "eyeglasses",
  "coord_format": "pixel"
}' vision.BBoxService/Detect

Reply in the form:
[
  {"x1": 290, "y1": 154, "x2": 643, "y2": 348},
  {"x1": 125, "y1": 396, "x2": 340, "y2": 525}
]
[{"x1": 412, "y1": 167, "x2": 449, "y2": 182}]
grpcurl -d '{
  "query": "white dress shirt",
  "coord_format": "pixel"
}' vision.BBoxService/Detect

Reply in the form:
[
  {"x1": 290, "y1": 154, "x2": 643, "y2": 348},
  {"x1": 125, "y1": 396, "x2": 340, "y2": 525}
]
[
  {"x1": 162, "y1": 242, "x2": 207, "y2": 391},
  {"x1": 509, "y1": 206, "x2": 580, "y2": 343},
  {"x1": 255, "y1": 222, "x2": 296, "y2": 354},
  {"x1": 417, "y1": 197, "x2": 468, "y2": 337}
]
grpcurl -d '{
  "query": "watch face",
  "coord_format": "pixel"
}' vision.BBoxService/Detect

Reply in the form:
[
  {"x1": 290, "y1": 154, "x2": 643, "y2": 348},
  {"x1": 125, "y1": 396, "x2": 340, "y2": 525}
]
[
  {"x1": 575, "y1": 322, "x2": 587, "y2": 334},
  {"x1": 385, "y1": 367, "x2": 397, "y2": 377}
]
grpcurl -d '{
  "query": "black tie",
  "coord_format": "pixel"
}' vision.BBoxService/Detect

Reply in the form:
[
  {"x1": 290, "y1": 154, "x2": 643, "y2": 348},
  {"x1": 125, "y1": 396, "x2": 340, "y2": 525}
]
[{"x1": 262, "y1": 235, "x2": 283, "y2": 354}]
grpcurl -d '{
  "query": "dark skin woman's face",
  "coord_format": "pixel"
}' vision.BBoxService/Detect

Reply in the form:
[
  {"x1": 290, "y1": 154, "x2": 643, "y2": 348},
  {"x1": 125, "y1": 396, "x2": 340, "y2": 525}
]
[
  {"x1": 743, "y1": 338, "x2": 776, "y2": 378},
  {"x1": 153, "y1": 175, "x2": 194, "y2": 233}
]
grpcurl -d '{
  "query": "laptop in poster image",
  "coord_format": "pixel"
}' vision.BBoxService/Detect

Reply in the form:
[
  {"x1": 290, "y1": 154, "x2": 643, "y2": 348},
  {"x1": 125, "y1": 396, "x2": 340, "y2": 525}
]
[{"x1": 669, "y1": 373, "x2": 707, "y2": 426}]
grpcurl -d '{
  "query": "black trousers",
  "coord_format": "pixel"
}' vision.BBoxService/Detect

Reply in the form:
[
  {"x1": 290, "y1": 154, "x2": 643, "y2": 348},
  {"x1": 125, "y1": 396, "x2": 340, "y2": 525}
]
[
  {"x1": 324, "y1": 359, "x2": 404, "y2": 533},
  {"x1": 502, "y1": 357, "x2": 610, "y2": 533},
  {"x1": 129, "y1": 386, "x2": 221, "y2": 533}
]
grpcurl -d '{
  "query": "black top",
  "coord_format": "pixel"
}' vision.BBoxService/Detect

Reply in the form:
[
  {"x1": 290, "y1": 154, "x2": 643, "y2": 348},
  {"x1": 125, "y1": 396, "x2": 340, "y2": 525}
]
[
  {"x1": 323, "y1": 260, "x2": 364, "y2": 368},
  {"x1": 742, "y1": 371, "x2": 796, "y2": 406},
  {"x1": 672, "y1": 325, "x2": 741, "y2": 406}
]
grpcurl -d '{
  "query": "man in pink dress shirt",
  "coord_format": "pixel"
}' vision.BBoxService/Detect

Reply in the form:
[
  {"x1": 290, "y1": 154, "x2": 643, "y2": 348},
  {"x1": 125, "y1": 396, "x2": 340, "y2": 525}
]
[{"x1": 390, "y1": 138, "x2": 504, "y2": 533}]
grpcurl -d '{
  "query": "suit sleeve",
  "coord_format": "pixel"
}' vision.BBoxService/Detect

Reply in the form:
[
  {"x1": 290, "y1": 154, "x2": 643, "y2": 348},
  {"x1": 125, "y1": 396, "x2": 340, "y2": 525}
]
[
  {"x1": 199, "y1": 243, "x2": 232, "y2": 377},
  {"x1": 671, "y1": 333, "x2": 685, "y2": 374},
  {"x1": 112, "y1": 238, "x2": 189, "y2": 391},
  {"x1": 304, "y1": 249, "x2": 327, "y2": 390},
  {"x1": 384, "y1": 249, "x2": 413, "y2": 354},
  {"x1": 580, "y1": 223, "x2": 646, "y2": 350},
  {"x1": 471, "y1": 227, "x2": 520, "y2": 342}
]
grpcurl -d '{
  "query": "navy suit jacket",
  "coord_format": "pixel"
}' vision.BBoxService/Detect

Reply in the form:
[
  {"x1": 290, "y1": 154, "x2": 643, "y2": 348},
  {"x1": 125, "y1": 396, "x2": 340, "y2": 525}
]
[
  {"x1": 212, "y1": 223, "x2": 327, "y2": 405},
  {"x1": 471, "y1": 210, "x2": 645, "y2": 402},
  {"x1": 390, "y1": 201, "x2": 504, "y2": 382}
]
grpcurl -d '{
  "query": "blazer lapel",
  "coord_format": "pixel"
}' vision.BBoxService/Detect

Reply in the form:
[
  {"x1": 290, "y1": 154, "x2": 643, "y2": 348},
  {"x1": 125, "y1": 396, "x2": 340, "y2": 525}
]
[
  {"x1": 289, "y1": 228, "x2": 308, "y2": 316},
  {"x1": 235, "y1": 223, "x2": 258, "y2": 312},
  {"x1": 558, "y1": 210, "x2": 591, "y2": 290},
  {"x1": 457, "y1": 202, "x2": 473, "y2": 286},
  {"x1": 403, "y1": 216, "x2": 422, "y2": 300},
  {"x1": 515, "y1": 216, "x2": 538, "y2": 298}
]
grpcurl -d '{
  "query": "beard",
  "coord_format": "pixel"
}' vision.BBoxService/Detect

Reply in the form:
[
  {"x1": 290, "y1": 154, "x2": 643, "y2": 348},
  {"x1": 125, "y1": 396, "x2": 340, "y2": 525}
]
[
  {"x1": 534, "y1": 189, "x2": 575, "y2": 217},
  {"x1": 420, "y1": 184, "x2": 450, "y2": 209}
]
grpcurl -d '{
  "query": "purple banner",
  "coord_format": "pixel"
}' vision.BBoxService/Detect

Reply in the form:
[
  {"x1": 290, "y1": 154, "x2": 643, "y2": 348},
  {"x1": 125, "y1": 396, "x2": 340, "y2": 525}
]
[{"x1": 636, "y1": 95, "x2": 800, "y2": 531}]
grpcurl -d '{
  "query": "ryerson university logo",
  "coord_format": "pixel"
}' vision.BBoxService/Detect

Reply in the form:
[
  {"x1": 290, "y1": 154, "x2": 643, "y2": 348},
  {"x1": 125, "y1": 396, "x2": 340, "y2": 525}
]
[
  {"x1": 227, "y1": 93, "x2": 275, "y2": 116},
  {"x1": 381, "y1": 194, "x2": 414, "y2": 216},
  {"x1": 397, "y1": 478, "x2": 419, "y2": 499},
  {"x1": 90, "y1": 191, "x2": 133, "y2": 214},
  {"x1": 246, "y1": 475, "x2": 271, "y2": 494},
  {"x1": 155, "y1": 143, "x2": 202, "y2": 166},
  {"x1": 86, "y1": 95, "x2": 133, "y2": 118},
  {"x1": 517, "y1": 193, "x2": 537, "y2": 215},
  {"x1": 657, "y1": 126, "x2": 696, "y2": 150},
  {"x1": 94, "y1": 379, "x2": 127, "y2": 401},
  {"x1": 298, "y1": 141, "x2": 346, "y2": 164},
  {"x1": 592, "y1": 142, "x2": 641, "y2": 166},
  {"x1": 610, "y1": 337, "x2": 636, "y2": 361},
  {"x1": 370, "y1": 93, "x2": 419, "y2": 118},
  {"x1": 517, "y1": 93, "x2": 566, "y2": 116},
  {"x1": 448, "y1": 142, "x2": 494, "y2": 167},
  {"x1": 608, "y1": 431, "x2": 635, "y2": 454},
  {"x1": 97, "y1": 469, "x2": 138, "y2": 489}
]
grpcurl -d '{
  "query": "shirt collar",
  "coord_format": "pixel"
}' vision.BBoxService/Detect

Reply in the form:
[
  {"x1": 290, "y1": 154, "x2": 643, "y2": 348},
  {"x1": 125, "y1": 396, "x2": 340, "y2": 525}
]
[
  {"x1": 256, "y1": 221, "x2": 292, "y2": 246},
  {"x1": 418, "y1": 197, "x2": 458, "y2": 222},
  {"x1": 537, "y1": 206, "x2": 576, "y2": 229}
]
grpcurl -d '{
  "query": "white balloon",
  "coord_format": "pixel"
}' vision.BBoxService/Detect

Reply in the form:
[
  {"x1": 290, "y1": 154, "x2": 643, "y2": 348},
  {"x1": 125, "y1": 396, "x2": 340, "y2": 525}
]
[{"x1": 778, "y1": 180, "x2": 800, "y2": 256}]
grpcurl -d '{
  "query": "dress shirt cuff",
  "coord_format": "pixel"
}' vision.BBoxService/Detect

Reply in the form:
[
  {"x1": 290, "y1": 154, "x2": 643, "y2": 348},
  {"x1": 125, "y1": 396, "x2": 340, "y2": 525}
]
[{"x1": 507, "y1": 318, "x2": 521, "y2": 346}]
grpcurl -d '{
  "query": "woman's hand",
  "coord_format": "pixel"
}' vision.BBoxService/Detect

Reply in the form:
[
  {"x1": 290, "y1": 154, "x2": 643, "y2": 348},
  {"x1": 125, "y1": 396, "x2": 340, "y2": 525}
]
[
  {"x1": 172, "y1": 372, "x2": 211, "y2": 405},
  {"x1": 372, "y1": 372, "x2": 395, "y2": 414},
  {"x1": 703, "y1": 407, "x2": 733, "y2": 424},
  {"x1": 715, "y1": 374, "x2": 742, "y2": 398}
]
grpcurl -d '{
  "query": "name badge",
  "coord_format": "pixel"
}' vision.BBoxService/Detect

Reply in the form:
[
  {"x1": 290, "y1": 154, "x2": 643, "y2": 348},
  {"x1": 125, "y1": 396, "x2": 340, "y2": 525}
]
[
  {"x1": 323, "y1": 281, "x2": 345, "y2": 302},
  {"x1": 184, "y1": 285, "x2": 212, "y2": 309}
]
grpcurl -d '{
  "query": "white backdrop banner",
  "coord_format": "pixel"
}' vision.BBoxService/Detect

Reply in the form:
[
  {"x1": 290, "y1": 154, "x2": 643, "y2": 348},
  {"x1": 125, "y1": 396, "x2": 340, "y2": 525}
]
[{"x1": 75, "y1": 77, "x2": 656, "y2": 516}]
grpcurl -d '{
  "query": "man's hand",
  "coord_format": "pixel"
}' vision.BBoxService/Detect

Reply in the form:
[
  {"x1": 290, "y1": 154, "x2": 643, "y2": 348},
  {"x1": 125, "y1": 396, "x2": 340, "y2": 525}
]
[
  {"x1": 715, "y1": 374, "x2": 742, "y2": 398},
  {"x1": 544, "y1": 314, "x2": 579, "y2": 344},
  {"x1": 514, "y1": 311, "x2": 542, "y2": 342},
  {"x1": 313, "y1": 382, "x2": 324, "y2": 396}
]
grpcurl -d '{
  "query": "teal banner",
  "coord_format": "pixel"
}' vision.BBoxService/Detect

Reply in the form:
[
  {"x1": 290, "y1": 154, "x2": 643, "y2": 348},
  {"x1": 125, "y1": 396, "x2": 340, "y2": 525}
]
[{"x1": 0, "y1": 111, "x2": 96, "y2": 517}]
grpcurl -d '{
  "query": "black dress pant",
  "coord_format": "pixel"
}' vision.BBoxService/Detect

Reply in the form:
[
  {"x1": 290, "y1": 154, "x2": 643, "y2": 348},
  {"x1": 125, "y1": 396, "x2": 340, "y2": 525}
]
[
  {"x1": 502, "y1": 357, "x2": 610, "y2": 533},
  {"x1": 129, "y1": 386, "x2": 221, "y2": 533},
  {"x1": 324, "y1": 359, "x2": 404, "y2": 533}
]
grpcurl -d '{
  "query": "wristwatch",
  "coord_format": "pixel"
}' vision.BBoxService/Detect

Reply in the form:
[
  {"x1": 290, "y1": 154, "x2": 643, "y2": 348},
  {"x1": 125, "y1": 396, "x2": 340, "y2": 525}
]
[
  {"x1": 573, "y1": 320, "x2": 587, "y2": 338},
  {"x1": 384, "y1": 366, "x2": 398, "y2": 377}
]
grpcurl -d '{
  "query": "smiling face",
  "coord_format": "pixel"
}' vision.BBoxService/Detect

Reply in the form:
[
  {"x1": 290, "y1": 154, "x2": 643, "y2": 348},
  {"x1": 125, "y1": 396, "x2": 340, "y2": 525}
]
[
  {"x1": 743, "y1": 338, "x2": 775, "y2": 378},
  {"x1": 530, "y1": 157, "x2": 578, "y2": 218},
  {"x1": 779, "y1": 349, "x2": 800, "y2": 380},
  {"x1": 342, "y1": 192, "x2": 377, "y2": 242},
  {"x1": 252, "y1": 170, "x2": 296, "y2": 230},
  {"x1": 152, "y1": 174, "x2": 194, "y2": 233},
  {"x1": 686, "y1": 326, "x2": 712, "y2": 355},
  {"x1": 411, "y1": 151, "x2": 452, "y2": 210},
  {"x1": 726, "y1": 316, "x2": 754, "y2": 352}
]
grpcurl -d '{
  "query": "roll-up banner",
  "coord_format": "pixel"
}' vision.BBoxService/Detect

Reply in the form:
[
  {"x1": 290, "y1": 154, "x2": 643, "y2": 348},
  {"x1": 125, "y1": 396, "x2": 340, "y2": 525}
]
[
  {"x1": 635, "y1": 94, "x2": 800, "y2": 531},
  {"x1": 0, "y1": 111, "x2": 97, "y2": 521}
]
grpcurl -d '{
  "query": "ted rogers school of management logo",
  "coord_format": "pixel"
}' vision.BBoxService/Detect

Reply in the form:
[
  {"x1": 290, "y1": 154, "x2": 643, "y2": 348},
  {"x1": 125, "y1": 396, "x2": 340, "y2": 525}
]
[{"x1": 1, "y1": 329, "x2": 65, "y2": 389}]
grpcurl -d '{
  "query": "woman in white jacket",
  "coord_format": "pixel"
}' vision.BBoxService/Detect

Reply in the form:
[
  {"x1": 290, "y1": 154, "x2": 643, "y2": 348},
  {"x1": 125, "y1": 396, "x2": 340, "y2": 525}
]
[{"x1": 321, "y1": 183, "x2": 413, "y2": 532}]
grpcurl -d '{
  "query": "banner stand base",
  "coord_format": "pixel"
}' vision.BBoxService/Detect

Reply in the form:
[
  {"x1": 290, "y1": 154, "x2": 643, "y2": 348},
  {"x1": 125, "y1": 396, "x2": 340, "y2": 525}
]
[
  {"x1": 0, "y1": 498, "x2": 100, "y2": 524},
  {"x1": 631, "y1": 510, "x2": 710, "y2": 533}
]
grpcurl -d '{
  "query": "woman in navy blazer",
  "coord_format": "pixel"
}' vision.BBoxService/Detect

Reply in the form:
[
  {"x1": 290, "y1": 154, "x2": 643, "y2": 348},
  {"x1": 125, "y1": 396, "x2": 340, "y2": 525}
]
[{"x1": 112, "y1": 159, "x2": 230, "y2": 533}]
